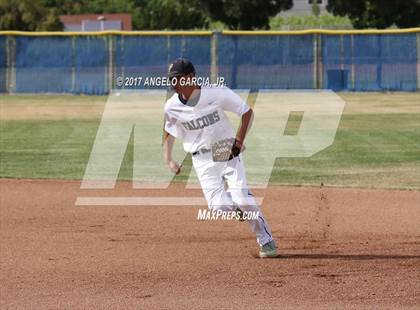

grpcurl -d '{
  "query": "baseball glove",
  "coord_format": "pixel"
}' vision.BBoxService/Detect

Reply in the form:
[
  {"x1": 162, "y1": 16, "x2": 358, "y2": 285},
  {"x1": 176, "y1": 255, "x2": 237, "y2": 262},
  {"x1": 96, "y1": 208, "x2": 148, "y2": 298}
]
[{"x1": 211, "y1": 138, "x2": 242, "y2": 162}]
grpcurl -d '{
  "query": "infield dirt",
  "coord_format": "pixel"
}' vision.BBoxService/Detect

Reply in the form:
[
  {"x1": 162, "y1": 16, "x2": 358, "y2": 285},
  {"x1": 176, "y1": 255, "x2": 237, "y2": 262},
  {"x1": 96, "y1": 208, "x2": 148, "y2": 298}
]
[{"x1": 1, "y1": 179, "x2": 419, "y2": 309}]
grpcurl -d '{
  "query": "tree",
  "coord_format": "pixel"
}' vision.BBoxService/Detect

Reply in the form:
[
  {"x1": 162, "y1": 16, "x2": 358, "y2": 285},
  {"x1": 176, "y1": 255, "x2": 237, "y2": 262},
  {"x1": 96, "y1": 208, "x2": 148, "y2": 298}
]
[
  {"x1": 0, "y1": 0, "x2": 63, "y2": 31},
  {"x1": 327, "y1": 0, "x2": 420, "y2": 29},
  {"x1": 201, "y1": 0, "x2": 293, "y2": 30},
  {"x1": 42, "y1": 0, "x2": 86, "y2": 15},
  {"x1": 137, "y1": 0, "x2": 208, "y2": 30},
  {"x1": 311, "y1": 2, "x2": 320, "y2": 18},
  {"x1": 270, "y1": 14, "x2": 353, "y2": 30}
]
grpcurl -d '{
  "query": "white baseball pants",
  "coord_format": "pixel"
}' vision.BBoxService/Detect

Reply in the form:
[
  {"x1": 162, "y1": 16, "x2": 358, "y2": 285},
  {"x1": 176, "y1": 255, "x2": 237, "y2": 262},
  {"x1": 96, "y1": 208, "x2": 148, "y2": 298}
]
[{"x1": 192, "y1": 152, "x2": 273, "y2": 246}]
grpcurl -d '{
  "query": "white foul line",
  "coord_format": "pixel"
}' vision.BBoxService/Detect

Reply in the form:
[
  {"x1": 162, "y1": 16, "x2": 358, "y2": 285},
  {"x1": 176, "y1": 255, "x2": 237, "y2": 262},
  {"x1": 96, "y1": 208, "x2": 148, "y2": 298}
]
[{"x1": 75, "y1": 196, "x2": 264, "y2": 206}]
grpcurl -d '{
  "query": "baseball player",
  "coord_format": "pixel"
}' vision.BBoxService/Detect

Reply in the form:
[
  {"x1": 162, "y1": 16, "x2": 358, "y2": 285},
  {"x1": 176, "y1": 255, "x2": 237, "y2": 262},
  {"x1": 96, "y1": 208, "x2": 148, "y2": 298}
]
[{"x1": 162, "y1": 58, "x2": 277, "y2": 258}]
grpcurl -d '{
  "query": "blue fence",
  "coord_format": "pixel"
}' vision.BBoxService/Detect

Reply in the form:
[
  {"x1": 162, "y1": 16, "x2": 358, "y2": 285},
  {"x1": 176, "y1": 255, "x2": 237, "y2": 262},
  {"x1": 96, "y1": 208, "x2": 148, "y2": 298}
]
[
  {"x1": 217, "y1": 34, "x2": 315, "y2": 89},
  {"x1": 0, "y1": 30, "x2": 418, "y2": 94}
]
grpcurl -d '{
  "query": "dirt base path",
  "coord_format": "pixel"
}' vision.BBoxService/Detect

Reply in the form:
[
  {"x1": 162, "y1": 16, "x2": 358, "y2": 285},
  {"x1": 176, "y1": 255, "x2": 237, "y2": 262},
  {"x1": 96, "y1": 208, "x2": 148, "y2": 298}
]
[{"x1": 1, "y1": 179, "x2": 419, "y2": 309}]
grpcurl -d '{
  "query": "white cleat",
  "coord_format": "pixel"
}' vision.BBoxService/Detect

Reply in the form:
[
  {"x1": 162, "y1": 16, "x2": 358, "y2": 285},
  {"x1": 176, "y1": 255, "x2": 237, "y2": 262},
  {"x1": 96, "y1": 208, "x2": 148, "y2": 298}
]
[{"x1": 259, "y1": 240, "x2": 278, "y2": 258}]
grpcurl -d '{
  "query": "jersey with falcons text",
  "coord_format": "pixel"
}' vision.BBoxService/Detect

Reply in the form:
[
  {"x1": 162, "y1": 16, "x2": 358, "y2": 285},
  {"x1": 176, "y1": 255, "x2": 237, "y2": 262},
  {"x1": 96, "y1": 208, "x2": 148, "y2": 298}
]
[{"x1": 164, "y1": 86, "x2": 250, "y2": 153}]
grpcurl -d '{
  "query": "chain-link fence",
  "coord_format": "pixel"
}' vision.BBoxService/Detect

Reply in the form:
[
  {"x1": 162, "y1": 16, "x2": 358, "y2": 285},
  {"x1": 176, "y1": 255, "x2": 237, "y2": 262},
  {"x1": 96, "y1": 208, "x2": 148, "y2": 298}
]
[{"x1": 0, "y1": 29, "x2": 419, "y2": 94}]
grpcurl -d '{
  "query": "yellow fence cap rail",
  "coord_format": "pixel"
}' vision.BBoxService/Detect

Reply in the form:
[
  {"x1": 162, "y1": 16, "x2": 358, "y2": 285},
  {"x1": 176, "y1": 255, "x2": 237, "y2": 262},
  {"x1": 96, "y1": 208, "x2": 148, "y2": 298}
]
[
  {"x1": 0, "y1": 28, "x2": 419, "y2": 36},
  {"x1": 222, "y1": 28, "x2": 420, "y2": 35},
  {"x1": 0, "y1": 30, "x2": 213, "y2": 36}
]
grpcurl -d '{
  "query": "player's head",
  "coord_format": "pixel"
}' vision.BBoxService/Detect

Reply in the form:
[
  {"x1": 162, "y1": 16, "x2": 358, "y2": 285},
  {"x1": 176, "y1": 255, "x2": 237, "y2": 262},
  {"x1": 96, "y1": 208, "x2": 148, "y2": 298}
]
[{"x1": 168, "y1": 58, "x2": 198, "y2": 98}]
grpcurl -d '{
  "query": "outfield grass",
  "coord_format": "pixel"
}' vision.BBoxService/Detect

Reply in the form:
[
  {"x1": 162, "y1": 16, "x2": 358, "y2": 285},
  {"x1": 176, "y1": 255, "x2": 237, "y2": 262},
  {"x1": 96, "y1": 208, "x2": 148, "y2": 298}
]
[{"x1": 1, "y1": 93, "x2": 419, "y2": 189}]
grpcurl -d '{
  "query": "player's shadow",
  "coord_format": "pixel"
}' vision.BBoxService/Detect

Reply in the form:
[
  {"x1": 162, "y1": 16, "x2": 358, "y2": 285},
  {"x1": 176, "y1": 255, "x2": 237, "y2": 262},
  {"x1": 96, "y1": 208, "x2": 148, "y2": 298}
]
[{"x1": 270, "y1": 253, "x2": 420, "y2": 260}]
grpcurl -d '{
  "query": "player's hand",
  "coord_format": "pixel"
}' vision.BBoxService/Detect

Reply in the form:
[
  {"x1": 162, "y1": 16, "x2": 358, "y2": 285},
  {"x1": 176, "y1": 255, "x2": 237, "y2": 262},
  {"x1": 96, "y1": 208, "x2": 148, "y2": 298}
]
[
  {"x1": 234, "y1": 139, "x2": 246, "y2": 152},
  {"x1": 167, "y1": 160, "x2": 182, "y2": 175},
  {"x1": 229, "y1": 139, "x2": 246, "y2": 160}
]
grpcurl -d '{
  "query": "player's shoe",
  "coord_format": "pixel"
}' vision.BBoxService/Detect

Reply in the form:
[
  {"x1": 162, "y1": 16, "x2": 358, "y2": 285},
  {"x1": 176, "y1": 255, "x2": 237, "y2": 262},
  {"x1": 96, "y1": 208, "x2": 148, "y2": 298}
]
[
  {"x1": 235, "y1": 208, "x2": 245, "y2": 222},
  {"x1": 259, "y1": 240, "x2": 277, "y2": 258}
]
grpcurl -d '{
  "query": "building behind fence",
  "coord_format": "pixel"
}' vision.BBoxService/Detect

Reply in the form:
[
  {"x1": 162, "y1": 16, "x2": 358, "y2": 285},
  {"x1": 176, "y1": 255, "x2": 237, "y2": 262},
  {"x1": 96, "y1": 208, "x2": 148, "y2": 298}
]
[{"x1": 0, "y1": 29, "x2": 419, "y2": 94}]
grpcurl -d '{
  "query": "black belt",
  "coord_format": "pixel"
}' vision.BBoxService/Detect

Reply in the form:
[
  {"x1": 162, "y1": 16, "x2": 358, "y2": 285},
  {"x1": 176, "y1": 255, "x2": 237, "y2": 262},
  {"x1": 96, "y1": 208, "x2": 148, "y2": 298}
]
[{"x1": 192, "y1": 147, "x2": 211, "y2": 156}]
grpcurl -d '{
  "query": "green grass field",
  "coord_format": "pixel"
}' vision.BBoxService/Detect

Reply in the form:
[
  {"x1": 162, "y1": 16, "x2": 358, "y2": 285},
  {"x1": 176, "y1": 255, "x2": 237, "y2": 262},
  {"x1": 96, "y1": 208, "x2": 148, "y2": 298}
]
[{"x1": 1, "y1": 93, "x2": 419, "y2": 189}]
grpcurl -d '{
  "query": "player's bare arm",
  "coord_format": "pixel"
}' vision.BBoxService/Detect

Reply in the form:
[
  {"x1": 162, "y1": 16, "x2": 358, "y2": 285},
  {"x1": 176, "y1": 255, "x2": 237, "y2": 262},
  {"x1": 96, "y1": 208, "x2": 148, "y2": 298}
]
[
  {"x1": 163, "y1": 130, "x2": 181, "y2": 175},
  {"x1": 235, "y1": 108, "x2": 254, "y2": 150}
]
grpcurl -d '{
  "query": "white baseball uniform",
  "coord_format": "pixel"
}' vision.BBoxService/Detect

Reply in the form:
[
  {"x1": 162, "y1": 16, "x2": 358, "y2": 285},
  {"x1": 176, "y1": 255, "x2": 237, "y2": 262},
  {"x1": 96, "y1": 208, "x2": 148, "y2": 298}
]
[{"x1": 164, "y1": 86, "x2": 273, "y2": 246}]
